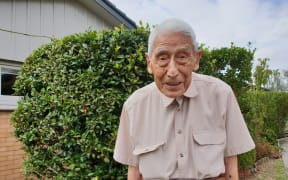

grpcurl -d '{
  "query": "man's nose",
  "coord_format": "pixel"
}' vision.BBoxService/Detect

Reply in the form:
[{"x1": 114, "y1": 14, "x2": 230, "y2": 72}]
[{"x1": 166, "y1": 59, "x2": 179, "y2": 78}]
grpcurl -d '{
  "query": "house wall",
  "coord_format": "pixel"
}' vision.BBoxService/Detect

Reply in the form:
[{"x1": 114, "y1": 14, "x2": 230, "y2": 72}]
[
  {"x1": 0, "y1": 0, "x2": 112, "y2": 63},
  {"x1": 0, "y1": 111, "x2": 25, "y2": 180}
]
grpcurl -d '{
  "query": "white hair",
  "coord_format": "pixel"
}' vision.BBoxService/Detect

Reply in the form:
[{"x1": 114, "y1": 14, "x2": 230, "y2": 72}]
[{"x1": 148, "y1": 18, "x2": 198, "y2": 56}]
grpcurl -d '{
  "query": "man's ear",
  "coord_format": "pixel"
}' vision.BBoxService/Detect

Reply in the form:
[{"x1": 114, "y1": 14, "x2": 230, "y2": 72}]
[
  {"x1": 145, "y1": 53, "x2": 153, "y2": 74},
  {"x1": 192, "y1": 50, "x2": 202, "y2": 71}
]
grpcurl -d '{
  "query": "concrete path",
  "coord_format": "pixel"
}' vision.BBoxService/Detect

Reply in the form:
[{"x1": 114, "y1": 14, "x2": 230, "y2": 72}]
[{"x1": 279, "y1": 137, "x2": 288, "y2": 177}]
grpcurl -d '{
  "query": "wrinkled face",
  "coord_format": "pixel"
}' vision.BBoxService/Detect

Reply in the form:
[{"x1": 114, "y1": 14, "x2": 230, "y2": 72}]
[{"x1": 146, "y1": 32, "x2": 201, "y2": 98}]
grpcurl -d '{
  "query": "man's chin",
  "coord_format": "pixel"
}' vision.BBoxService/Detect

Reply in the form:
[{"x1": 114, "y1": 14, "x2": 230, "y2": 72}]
[{"x1": 162, "y1": 90, "x2": 184, "y2": 98}]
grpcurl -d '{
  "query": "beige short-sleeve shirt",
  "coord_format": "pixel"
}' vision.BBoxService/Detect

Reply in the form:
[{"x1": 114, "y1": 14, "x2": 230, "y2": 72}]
[{"x1": 113, "y1": 73, "x2": 255, "y2": 179}]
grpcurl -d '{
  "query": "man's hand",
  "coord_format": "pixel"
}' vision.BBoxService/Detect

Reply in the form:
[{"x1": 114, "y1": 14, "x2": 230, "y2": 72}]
[{"x1": 128, "y1": 166, "x2": 142, "y2": 180}]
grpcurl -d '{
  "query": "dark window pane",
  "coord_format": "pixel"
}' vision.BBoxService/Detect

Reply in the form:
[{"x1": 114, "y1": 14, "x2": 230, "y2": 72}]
[{"x1": 1, "y1": 67, "x2": 19, "y2": 95}]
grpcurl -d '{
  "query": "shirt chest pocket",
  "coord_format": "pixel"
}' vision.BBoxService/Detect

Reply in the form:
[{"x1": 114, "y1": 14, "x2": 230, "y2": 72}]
[
  {"x1": 192, "y1": 131, "x2": 226, "y2": 174},
  {"x1": 133, "y1": 141, "x2": 170, "y2": 178},
  {"x1": 193, "y1": 131, "x2": 226, "y2": 145},
  {"x1": 133, "y1": 142, "x2": 165, "y2": 156}
]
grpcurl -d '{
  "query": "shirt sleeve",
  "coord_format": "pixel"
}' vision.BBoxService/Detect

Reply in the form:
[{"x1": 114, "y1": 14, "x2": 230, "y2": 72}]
[
  {"x1": 113, "y1": 103, "x2": 138, "y2": 166},
  {"x1": 224, "y1": 89, "x2": 255, "y2": 157}
]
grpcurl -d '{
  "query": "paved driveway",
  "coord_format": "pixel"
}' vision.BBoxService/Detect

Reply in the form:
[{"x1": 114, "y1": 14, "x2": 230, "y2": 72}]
[{"x1": 279, "y1": 137, "x2": 288, "y2": 177}]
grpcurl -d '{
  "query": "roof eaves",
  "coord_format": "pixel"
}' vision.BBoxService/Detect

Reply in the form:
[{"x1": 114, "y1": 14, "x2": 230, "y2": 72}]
[{"x1": 95, "y1": 0, "x2": 137, "y2": 29}]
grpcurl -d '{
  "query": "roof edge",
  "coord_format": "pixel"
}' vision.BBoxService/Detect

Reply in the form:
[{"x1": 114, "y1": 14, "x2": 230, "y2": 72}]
[{"x1": 95, "y1": 0, "x2": 137, "y2": 29}]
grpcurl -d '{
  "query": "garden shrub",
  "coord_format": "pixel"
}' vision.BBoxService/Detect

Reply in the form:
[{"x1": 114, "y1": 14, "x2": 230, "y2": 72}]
[
  {"x1": 262, "y1": 92, "x2": 288, "y2": 140},
  {"x1": 11, "y1": 25, "x2": 151, "y2": 179},
  {"x1": 238, "y1": 149, "x2": 256, "y2": 169},
  {"x1": 246, "y1": 91, "x2": 288, "y2": 144},
  {"x1": 199, "y1": 43, "x2": 255, "y2": 96},
  {"x1": 240, "y1": 90, "x2": 288, "y2": 162}
]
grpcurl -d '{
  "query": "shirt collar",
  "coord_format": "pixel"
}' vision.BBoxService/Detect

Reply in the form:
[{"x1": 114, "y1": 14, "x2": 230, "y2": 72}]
[
  {"x1": 160, "y1": 72, "x2": 199, "y2": 108},
  {"x1": 160, "y1": 93, "x2": 175, "y2": 108},
  {"x1": 183, "y1": 72, "x2": 199, "y2": 98}
]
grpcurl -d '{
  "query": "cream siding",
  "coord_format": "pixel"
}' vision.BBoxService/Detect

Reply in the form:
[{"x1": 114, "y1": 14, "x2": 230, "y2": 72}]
[{"x1": 0, "y1": 0, "x2": 112, "y2": 63}]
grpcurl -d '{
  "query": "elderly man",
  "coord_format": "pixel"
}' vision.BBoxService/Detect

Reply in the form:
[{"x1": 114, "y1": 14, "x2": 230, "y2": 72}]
[{"x1": 113, "y1": 19, "x2": 255, "y2": 179}]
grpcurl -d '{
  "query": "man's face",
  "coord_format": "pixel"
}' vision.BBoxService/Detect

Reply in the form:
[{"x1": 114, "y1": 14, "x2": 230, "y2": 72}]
[{"x1": 146, "y1": 32, "x2": 201, "y2": 98}]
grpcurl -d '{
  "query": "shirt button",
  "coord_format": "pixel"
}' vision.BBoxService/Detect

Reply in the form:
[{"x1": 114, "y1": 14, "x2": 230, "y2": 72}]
[
  {"x1": 176, "y1": 107, "x2": 180, "y2": 111},
  {"x1": 179, "y1": 153, "x2": 184, "y2": 158},
  {"x1": 177, "y1": 130, "x2": 182, "y2": 134}
]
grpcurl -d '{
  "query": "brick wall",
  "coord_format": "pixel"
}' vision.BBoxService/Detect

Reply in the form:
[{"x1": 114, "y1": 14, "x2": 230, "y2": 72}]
[{"x1": 0, "y1": 111, "x2": 25, "y2": 180}]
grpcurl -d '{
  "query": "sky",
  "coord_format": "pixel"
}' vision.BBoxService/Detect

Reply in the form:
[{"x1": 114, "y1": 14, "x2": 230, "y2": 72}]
[{"x1": 109, "y1": 0, "x2": 288, "y2": 71}]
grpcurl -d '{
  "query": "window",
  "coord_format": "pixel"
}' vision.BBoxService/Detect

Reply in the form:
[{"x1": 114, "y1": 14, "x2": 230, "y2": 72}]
[
  {"x1": 0, "y1": 66, "x2": 19, "y2": 95},
  {"x1": 0, "y1": 64, "x2": 21, "y2": 110}
]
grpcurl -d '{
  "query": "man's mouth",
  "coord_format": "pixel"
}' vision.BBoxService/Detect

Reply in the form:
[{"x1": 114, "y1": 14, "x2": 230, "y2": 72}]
[{"x1": 166, "y1": 82, "x2": 182, "y2": 86}]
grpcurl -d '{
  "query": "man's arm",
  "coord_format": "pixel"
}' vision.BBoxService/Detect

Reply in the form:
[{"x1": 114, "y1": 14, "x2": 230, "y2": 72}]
[
  {"x1": 225, "y1": 156, "x2": 239, "y2": 180},
  {"x1": 128, "y1": 166, "x2": 142, "y2": 180}
]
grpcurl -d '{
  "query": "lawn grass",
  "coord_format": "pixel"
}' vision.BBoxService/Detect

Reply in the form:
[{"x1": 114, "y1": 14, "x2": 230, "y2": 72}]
[{"x1": 274, "y1": 158, "x2": 286, "y2": 180}]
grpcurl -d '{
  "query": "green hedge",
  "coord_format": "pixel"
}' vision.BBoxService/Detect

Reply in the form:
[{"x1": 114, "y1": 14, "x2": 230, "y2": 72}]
[
  {"x1": 244, "y1": 91, "x2": 288, "y2": 144},
  {"x1": 198, "y1": 43, "x2": 254, "y2": 96},
  {"x1": 11, "y1": 26, "x2": 151, "y2": 179},
  {"x1": 236, "y1": 91, "x2": 288, "y2": 168}
]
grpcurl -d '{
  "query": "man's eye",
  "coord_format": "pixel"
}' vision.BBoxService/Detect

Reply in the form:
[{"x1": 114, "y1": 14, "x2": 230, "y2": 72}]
[
  {"x1": 157, "y1": 56, "x2": 169, "y2": 67},
  {"x1": 176, "y1": 54, "x2": 188, "y2": 59},
  {"x1": 175, "y1": 53, "x2": 192, "y2": 64},
  {"x1": 159, "y1": 56, "x2": 169, "y2": 60}
]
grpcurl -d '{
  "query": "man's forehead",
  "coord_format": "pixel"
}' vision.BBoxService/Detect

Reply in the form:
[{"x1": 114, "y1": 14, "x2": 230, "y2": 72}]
[{"x1": 154, "y1": 45, "x2": 193, "y2": 54}]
